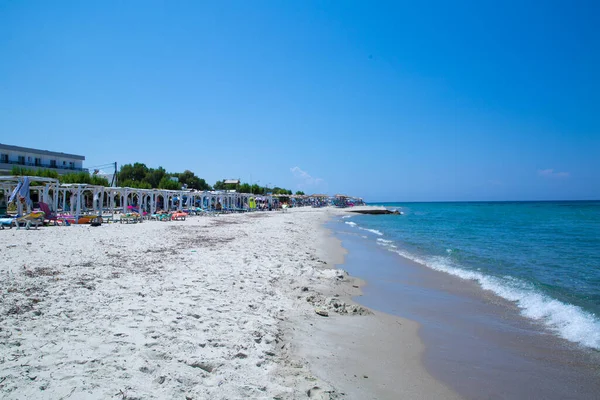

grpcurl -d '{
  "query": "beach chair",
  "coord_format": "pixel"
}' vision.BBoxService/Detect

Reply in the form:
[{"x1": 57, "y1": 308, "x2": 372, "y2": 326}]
[
  {"x1": 152, "y1": 212, "x2": 170, "y2": 221},
  {"x1": 119, "y1": 213, "x2": 140, "y2": 224},
  {"x1": 194, "y1": 208, "x2": 214, "y2": 217},
  {"x1": 38, "y1": 202, "x2": 69, "y2": 226},
  {"x1": 170, "y1": 211, "x2": 187, "y2": 221},
  {"x1": 14, "y1": 211, "x2": 45, "y2": 230},
  {"x1": 0, "y1": 216, "x2": 14, "y2": 230}
]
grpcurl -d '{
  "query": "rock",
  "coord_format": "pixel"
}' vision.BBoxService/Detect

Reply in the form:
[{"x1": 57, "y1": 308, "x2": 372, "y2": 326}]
[
  {"x1": 188, "y1": 361, "x2": 214, "y2": 373},
  {"x1": 315, "y1": 308, "x2": 329, "y2": 317}
]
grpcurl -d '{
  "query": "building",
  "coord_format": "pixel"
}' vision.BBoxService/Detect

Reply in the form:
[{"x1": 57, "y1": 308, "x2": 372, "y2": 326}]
[{"x1": 0, "y1": 143, "x2": 87, "y2": 175}]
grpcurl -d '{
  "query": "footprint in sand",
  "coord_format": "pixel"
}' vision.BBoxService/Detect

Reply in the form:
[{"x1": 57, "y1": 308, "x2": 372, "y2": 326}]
[{"x1": 307, "y1": 386, "x2": 335, "y2": 399}]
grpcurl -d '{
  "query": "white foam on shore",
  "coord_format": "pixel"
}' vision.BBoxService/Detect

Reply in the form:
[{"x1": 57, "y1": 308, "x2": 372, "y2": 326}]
[
  {"x1": 343, "y1": 220, "x2": 383, "y2": 236},
  {"x1": 376, "y1": 238, "x2": 397, "y2": 249},
  {"x1": 359, "y1": 228, "x2": 383, "y2": 236},
  {"x1": 389, "y1": 249, "x2": 600, "y2": 350}
]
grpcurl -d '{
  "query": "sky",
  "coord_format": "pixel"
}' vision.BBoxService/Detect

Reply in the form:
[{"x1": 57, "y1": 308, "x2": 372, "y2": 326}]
[{"x1": 1, "y1": 0, "x2": 598, "y2": 201}]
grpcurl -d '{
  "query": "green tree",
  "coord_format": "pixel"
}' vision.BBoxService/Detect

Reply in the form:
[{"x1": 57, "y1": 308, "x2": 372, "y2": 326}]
[
  {"x1": 118, "y1": 163, "x2": 149, "y2": 185},
  {"x1": 295, "y1": 191, "x2": 305, "y2": 195},
  {"x1": 272, "y1": 187, "x2": 292, "y2": 195},
  {"x1": 213, "y1": 180, "x2": 225, "y2": 190},
  {"x1": 177, "y1": 170, "x2": 212, "y2": 190},
  {"x1": 120, "y1": 179, "x2": 152, "y2": 189},
  {"x1": 144, "y1": 167, "x2": 167, "y2": 188},
  {"x1": 238, "y1": 183, "x2": 251, "y2": 193},
  {"x1": 250, "y1": 184, "x2": 264, "y2": 194},
  {"x1": 158, "y1": 176, "x2": 180, "y2": 190},
  {"x1": 11, "y1": 166, "x2": 59, "y2": 179},
  {"x1": 61, "y1": 172, "x2": 109, "y2": 186}
]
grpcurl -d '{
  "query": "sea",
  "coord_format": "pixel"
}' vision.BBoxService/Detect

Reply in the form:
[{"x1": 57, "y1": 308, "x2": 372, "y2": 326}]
[{"x1": 330, "y1": 201, "x2": 600, "y2": 399}]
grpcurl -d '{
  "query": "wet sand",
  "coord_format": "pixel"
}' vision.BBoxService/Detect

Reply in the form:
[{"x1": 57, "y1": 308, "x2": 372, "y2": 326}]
[
  {"x1": 286, "y1": 221, "x2": 461, "y2": 399},
  {"x1": 331, "y1": 219, "x2": 600, "y2": 400}
]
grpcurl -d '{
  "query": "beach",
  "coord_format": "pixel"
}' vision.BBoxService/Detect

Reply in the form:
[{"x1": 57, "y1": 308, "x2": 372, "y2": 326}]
[{"x1": 0, "y1": 207, "x2": 459, "y2": 399}]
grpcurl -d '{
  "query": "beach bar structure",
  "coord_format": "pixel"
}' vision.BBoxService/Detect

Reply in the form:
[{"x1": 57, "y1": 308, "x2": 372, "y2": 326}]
[
  {"x1": 0, "y1": 175, "x2": 274, "y2": 222},
  {"x1": 0, "y1": 176, "x2": 60, "y2": 216}
]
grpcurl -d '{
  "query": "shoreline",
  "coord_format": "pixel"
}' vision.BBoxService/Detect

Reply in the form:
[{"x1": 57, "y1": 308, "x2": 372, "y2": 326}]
[
  {"x1": 330, "y1": 212, "x2": 600, "y2": 399},
  {"x1": 283, "y1": 208, "x2": 462, "y2": 399},
  {"x1": 0, "y1": 207, "x2": 459, "y2": 399}
]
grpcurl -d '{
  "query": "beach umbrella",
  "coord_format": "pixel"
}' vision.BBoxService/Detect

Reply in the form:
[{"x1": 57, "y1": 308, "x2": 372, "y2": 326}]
[{"x1": 8, "y1": 181, "x2": 22, "y2": 203}]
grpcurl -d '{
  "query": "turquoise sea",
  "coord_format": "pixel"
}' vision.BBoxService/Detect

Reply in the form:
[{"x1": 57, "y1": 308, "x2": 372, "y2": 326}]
[{"x1": 342, "y1": 201, "x2": 600, "y2": 350}]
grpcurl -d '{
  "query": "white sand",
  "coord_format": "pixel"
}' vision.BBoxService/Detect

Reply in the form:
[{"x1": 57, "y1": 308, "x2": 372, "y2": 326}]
[{"x1": 0, "y1": 207, "x2": 460, "y2": 399}]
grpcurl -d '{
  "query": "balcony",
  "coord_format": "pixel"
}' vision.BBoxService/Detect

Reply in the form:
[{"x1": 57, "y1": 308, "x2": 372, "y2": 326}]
[{"x1": 0, "y1": 160, "x2": 88, "y2": 173}]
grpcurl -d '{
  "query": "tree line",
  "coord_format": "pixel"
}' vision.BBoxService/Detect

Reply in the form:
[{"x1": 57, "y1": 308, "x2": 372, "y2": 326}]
[
  {"x1": 10, "y1": 163, "x2": 306, "y2": 196},
  {"x1": 10, "y1": 167, "x2": 110, "y2": 186},
  {"x1": 213, "y1": 180, "x2": 299, "y2": 195}
]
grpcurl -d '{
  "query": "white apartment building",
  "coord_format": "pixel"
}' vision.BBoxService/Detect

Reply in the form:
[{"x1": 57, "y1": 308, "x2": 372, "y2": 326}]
[{"x1": 0, "y1": 143, "x2": 86, "y2": 175}]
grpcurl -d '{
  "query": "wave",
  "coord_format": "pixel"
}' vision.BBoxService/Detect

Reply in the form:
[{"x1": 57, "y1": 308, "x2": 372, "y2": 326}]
[
  {"x1": 343, "y1": 220, "x2": 383, "y2": 236},
  {"x1": 388, "y1": 249, "x2": 600, "y2": 350},
  {"x1": 359, "y1": 228, "x2": 383, "y2": 236},
  {"x1": 341, "y1": 215, "x2": 353, "y2": 219},
  {"x1": 376, "y1": 238, "x2": 397, "y2": 249}
]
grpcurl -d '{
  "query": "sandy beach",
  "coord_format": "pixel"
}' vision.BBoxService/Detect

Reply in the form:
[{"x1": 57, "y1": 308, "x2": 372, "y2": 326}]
[{"x1": 0, "y1": 207, "x2": 460, "y2": 399}]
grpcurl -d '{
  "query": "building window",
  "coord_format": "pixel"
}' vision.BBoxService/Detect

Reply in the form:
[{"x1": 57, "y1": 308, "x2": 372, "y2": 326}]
[
  {"x1": 18, "y1": 156, "x2": 25, "y2": 165},
  {"x1": 0, "y1": 154, "x2": 7, "y2": 163},
  {"x1": 35, "y1": 157, "x2": 41, "y2": 166},
  {"x1": 50, "y1": 160, "x2": 57, "y2": 167},
  {"x1": 69, "y1": 161, "x2": 75, "y2": 169},
  {"x1": 63, "y1": 161, "x2": 66, "y2": 165}
]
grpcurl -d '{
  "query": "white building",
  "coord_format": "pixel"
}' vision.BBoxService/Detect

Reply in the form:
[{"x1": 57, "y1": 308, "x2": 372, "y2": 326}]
[{"x1": 0, "y1": 143, "x2": 86, "y2": 175}]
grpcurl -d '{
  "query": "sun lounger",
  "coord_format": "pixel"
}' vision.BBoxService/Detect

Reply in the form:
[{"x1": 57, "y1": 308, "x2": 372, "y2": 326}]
[
  {"x1": 38, "y1": 202, "x2": 70, "y2": 226},
  {"x1": 14, "y1": 211, "x2": 45, "y2": 230},
  {"x1": 150, "y1": 213, "x2": 171, "y2": 221},
  {"x1": 0, "y1": 217, "x2": 14, "y2": 229},
  {"x1": 119, "y1": 213, "x2": 141, "y2": 224},
  {"x1": 171, "y1": 212, "x2": 187, "y2": 221}
]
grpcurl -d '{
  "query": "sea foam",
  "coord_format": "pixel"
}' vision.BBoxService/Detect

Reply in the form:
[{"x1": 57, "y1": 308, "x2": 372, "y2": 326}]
[
  {"x1": 389, "y1": 249, "x2": 600, "y2": 350},
  {"x1": 343, "y1": 220, "x2": 383, "y2": 236},
  {"x1": 360, "y1": 228, "x2": 383, "y2": 236}
]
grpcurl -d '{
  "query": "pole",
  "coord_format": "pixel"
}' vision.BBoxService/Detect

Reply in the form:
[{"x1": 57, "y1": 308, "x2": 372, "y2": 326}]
[{"x1": 111, "y1": 161, "x2": 118, "y2": 187}]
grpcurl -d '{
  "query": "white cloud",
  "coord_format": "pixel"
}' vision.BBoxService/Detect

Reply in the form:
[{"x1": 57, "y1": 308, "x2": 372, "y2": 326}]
[
  {"x1": 538, "y1": 169, "x2": 570, "y2": 178},
  {"x1": 290, "y1": 166, "x2": 325, "y2": 188}
]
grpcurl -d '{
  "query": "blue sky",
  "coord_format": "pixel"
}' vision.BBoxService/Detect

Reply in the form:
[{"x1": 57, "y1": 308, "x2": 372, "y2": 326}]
[{"x1": 1, "y1": 1, "x2": 598, "y2": 201}]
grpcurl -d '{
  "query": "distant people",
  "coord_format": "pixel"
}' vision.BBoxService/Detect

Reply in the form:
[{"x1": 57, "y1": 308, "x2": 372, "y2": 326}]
[{"x1": 216, "y1": 202, "x2": 222, "y2": 211}]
